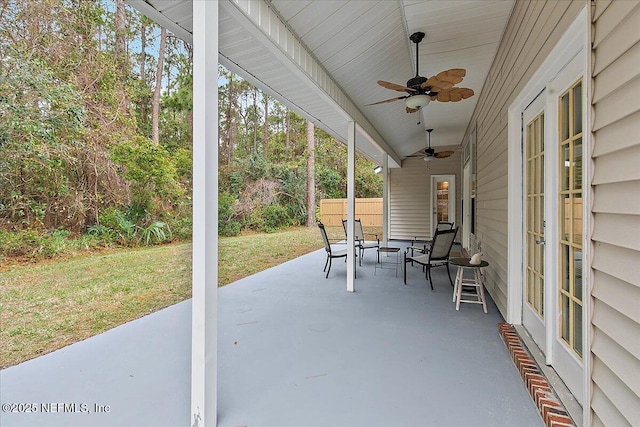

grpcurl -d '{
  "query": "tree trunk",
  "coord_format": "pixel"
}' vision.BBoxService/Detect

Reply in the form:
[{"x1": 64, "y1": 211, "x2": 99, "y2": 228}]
[
  {"x1": 263, "y1": 94, "x2": 269, "y2": 159},
  {"x1": 285, "y1": 107, "x2": 290, "y2": 149},
  {"x1": 140, "y1": 18, "x2": 147, "y2": 129},
  {"x1": 306, "y1": 121, "x2": 316, "y2": 227},
  {"x1": 222, "y1": 73, "x2": 237, "y2": 164},
  {"x1": 114, "y1": 0, "x2": 127, "y2": 75},
  {"x1": 152, "y1": 26, "x2": 166, "y2": 145},
  {"x1": 252, "y1": 88, "x2": 258, "y2": 153},
  {"x1": 115, "y1": 0, "x2": 128, "y2": 116}
]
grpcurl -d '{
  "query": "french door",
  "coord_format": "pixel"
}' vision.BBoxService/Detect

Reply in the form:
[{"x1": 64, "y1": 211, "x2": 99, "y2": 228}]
[
  {"x1": 520, "y1": 54, "x2": 585, "y2": 404},
  {"x1": 430, "y1": 175, "x2": 455, "y2": 231},
  {"x1": 522, "y1": 93, "x2": 546, "y2": 352}
]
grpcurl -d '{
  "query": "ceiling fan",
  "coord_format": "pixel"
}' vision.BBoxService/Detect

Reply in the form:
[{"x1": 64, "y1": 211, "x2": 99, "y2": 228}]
[
  {"x1": 368, "y1": 32, "x2": 474, "y2": 112},
  {"x1": 406, "y1": 129, "x2": 454, "y2": 161}
]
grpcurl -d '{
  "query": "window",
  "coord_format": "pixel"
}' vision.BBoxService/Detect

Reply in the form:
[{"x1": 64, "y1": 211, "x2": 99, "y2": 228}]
[{"x1": 558, "y1": 80, "x2": 583, "y2": 358}]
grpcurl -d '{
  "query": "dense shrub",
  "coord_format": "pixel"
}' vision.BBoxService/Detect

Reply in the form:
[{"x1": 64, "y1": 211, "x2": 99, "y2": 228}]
[
  {"x1": 218, "y1": 192, "x2": 241, "y2": 236},
  {"x1": 261, "y1": 204, "x2": 291, "y2": 233}
]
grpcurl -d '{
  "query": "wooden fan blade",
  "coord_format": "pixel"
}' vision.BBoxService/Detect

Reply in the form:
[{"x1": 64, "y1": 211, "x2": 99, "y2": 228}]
[
  {"x1": 434, "y1": 87, "x2": 474, "y2": 102},
  {"x1": 366, "y1": 95, "x2": 408, "y2": 106},
  {"x1": 459, "y1": 88, "x2": 474, "y2": 99},
  {"x1": 436, "y1": 69, "x2": 465, "y2": 85},
  {"x1": 421, "y1": 76, "x2": 453, "y2": 91},
  {"x1": 449, "y1": 91, "x2": 463, "y2": 102},
  {"x1": 406, "y1": 106, "x2": 418, "y2": 113},
  {"x1": 435, "y1": 151, "x2": 454, "y2": 159},
  {"x1": 377, "y1": 80, "x2": 416, "y2": 92},
  {"x1": 448, "y1": 68, "x2": 466, "y2": 77},
  {"x1": 436, "y1": 91, "x2": 452, "y2": 102},
  {"x1": 421, "y1": 76, "x2": 440, "y2": 90}
]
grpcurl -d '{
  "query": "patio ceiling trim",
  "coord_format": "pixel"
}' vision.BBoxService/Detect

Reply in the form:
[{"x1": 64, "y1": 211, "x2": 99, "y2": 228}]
[
  {"x1": 126, "y1": 0, "x2": 193, "y2": 44},
  {"x1": 219, "y1": 0, "x2": 402, "y2": 168}
]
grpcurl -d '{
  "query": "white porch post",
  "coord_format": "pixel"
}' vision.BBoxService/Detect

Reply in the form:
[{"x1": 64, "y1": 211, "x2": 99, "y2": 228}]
[
  {"x1": 382, "y1": 153, "x2": 389, "y2": 247},
  {"x1": 347, "y1": 121, "x2": 356, "y2": 292},
  {"x1": 191, "y1": 1, "x2": 218, "y2": 426}
]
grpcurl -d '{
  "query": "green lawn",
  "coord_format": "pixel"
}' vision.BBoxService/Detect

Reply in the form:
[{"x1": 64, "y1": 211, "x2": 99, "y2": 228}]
[
  {"x1": 0, "y1": 224, "x2": 381, "y2": 368},
  {"x1": 0, "y1": 226, "x2": 337, "y2": 368}
]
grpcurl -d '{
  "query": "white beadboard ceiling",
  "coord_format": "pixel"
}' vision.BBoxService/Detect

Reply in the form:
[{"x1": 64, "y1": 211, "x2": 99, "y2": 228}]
[{"x1": 127, "y1": 0, "x2": 514, "y2": 166}]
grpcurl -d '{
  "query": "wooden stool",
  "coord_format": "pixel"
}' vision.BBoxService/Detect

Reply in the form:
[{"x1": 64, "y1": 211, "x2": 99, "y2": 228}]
[{"x1": 450, "y1": 258, "x2": 489, "y2": 313}]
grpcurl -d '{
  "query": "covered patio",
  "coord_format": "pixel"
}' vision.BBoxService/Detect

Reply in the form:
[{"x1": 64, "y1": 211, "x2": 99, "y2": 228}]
[{"x1": 0, "y1": 244, "x2": 542, "y2": 426}]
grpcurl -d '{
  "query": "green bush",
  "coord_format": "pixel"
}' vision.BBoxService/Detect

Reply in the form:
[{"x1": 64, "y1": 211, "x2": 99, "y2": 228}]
[
  {"x1": 0, "y1": 228, "x2": 95, "y2": 260},
  {"x1": 87, "y1": 224, "x2": 116, "y2": 242},
  {"x1": 111, "y1": 136, "x2": 183, "y2": 216},
  {"x1": 40, "y1": 229, "x2": 71, "y2": 256},
  {"x1": 219, "y1": 192, "x2": 241, "y2": 236},
  {"x1": 219, "y1": 220, "x2": 241, "y2": 237},
  {"x1": 138, "y1": 221, "x2": 168, "y2": 245},
  {"x1": 167, "y1": 216, "x2": 192, "y2": 241},
  {"x1": 0, "y1": 229, "x2": 39, "y2": 257},
  {"x1": 261, "y1": 204, "x2": 290, "y2": 233}
]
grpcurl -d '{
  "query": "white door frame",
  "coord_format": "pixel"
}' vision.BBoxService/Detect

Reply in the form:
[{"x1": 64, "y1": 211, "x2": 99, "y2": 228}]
[
  {"x1": 462, "y1": 164, "x2": 471, "y2": 249},
  {"x1": 507, "y1": 7, "x2": 587, "y2": 323},
  {"x1": 507, "y1": 6, "x2": 590, "y2": 421},
  {"x1": 430, "y1": 174, "x2": 456, "y2": 230}
]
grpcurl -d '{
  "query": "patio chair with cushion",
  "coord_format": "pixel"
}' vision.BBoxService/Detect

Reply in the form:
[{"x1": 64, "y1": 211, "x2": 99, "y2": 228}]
[
  {"x1": 408, "y1": 221, "x2": 455, "y2": 260},
  {"x1": 403, "y1": 227, "x2": 458, "y2": 289},
  {"x1": 318, "y1": 222, "x2": 353, "y2": 278},
  {"x1": 342, "y1": 219, "x2": 379, "y2": 266}
]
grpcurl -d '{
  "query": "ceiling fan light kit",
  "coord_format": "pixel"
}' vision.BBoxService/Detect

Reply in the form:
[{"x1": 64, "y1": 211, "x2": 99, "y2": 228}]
[{"x1": 405, "y1": 94, "x2": 430, "y2": 110}]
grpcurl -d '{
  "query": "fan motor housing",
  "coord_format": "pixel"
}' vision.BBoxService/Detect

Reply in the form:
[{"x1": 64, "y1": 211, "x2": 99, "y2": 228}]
[{"x1": 406, "y1": 75, "x2": 427, "y2": 90}]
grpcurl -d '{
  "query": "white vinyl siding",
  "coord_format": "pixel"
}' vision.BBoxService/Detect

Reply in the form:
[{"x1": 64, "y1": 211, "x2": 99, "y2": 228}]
[
  {"x1": 464, "y1": 0, "x2": 584, "y2": 317},
  {"x1": 591, "y1": 1, "x2": 640, "y2": 426},
  {"x1": 389, "y1": 150, "x2": 461, "y2": 240}
]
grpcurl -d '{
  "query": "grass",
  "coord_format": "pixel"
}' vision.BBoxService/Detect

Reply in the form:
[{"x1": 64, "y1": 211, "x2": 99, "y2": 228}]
[
  {"x1": 0, "y1": 244, "x2": 193, "y2": 368},
  {"x1": 1, "y1": 225, "x2": 371, "y2": 368}
]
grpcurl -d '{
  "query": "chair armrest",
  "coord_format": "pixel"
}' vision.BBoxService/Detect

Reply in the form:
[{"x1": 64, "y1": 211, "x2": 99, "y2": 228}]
[
  {"x1": 363, "y1": 233, "x2": 379, "y2": 243},
  {"x1": 411, "y1": 236, "x2": 432, "y2": 245}
]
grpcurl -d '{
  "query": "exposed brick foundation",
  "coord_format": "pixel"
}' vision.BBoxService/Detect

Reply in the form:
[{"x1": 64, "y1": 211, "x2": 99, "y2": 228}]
[{"x1": 498, "y1": 323, "x2": 575, "y2": 427}]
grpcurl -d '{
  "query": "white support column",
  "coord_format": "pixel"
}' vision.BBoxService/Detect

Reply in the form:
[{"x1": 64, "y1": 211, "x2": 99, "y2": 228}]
[
  {"x1": 191, "y1": 1, "x2": 218, "y2": 426},
  {"x1": 346, "y1": 121, "x2": 356, "y2": 292},
  {"x1": 382, "y1": 153, "x2": 389, "y2": 247}
]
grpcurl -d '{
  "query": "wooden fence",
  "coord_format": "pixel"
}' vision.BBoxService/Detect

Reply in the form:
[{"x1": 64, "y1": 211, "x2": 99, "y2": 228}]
[{"x1": 319, "y1": 198, "x2": 383, "y2": 227}]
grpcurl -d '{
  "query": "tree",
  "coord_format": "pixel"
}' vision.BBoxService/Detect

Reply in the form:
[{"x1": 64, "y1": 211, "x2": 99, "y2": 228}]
[
  {"x1": 152, "y1": 26, "x2": 166, "y2": 145},
  {"x1": 305, "y1": 121, "x2": 316, "y2": 227},
  {"x1": 114, "y1": 0, "x2": 129, "y2": 116},
  {"x1": 263, "y1": 93, "x2": 269, "y2": 159}
]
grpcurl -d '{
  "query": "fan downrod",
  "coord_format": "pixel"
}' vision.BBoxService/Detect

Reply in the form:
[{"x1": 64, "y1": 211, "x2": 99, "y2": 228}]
[{"x1": 407, "y1": 32, "x2": 427, "y2": 89}]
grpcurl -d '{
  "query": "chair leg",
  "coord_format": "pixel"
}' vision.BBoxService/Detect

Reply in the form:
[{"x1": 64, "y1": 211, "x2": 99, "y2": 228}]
[
  {"x1": 446, "y1": 262, "x2": 454, "y2": 287},
  {"x1": 326, "y1": 257, "x2": 332, "y2": 278},
  {"x1": 323, "y1": 255, "x2": 329, "y2": 272},
  {"x1": 403, "y1": 253, "x2": 407, "y2": 285},
  {"x1": 427, "y1": 265, "x2": 434, "y2": 291}
]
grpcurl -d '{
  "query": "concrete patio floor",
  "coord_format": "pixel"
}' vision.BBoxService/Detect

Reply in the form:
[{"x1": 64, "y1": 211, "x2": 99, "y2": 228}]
[{"x1": 1, "y1": 242, "x2": 543, "y2": 427}]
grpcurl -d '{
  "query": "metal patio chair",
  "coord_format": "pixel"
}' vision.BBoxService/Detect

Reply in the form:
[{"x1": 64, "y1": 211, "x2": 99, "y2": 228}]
[
  {"x1": 403, "y1": 227, "x2": 458, "y2": 290},
  {"x1": 342, "y1": 218, "x2": 379, "y2": 266},
  {"x1": 318, "y1": 222, "x2": 353, "y2": 278},
  {"x1": 408, "y1": 221, "x2": 455, "y2": 261}
]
